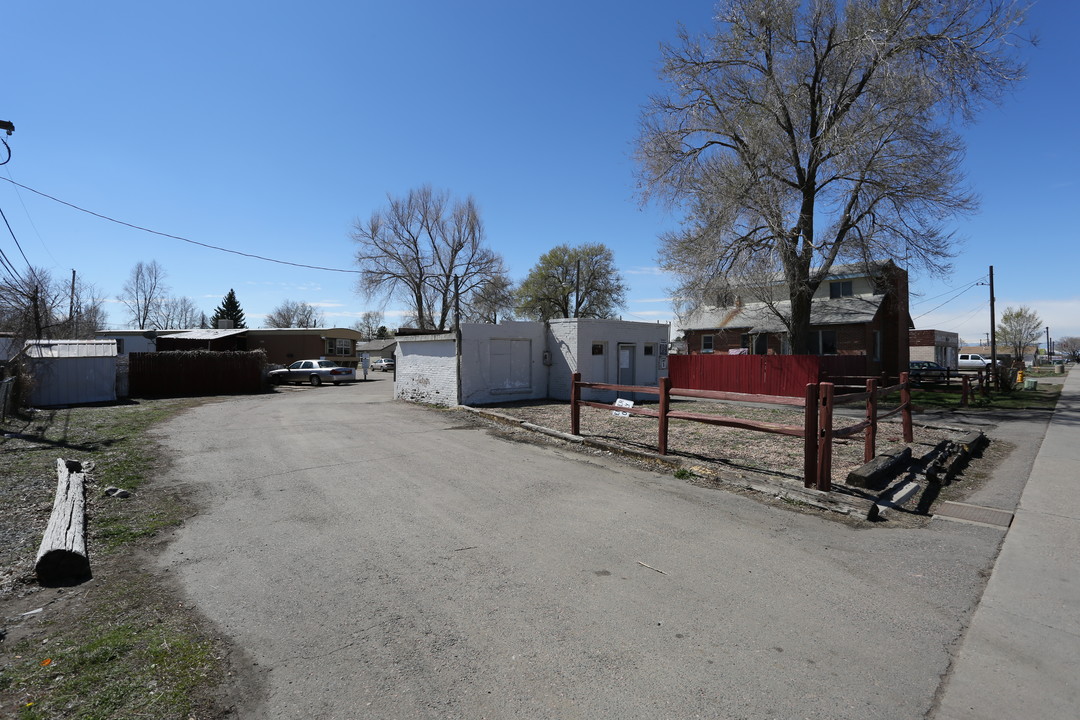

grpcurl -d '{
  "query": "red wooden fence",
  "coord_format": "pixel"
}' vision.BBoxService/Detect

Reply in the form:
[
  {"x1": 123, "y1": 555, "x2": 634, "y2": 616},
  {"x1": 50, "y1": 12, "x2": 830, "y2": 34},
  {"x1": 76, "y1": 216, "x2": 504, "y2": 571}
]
[
  {"x1": 570, "y1": 372, "x2": 912, "y2": 492},
  {"x1": 668, "y1": 354, "x2": 869, "y2": 397}
]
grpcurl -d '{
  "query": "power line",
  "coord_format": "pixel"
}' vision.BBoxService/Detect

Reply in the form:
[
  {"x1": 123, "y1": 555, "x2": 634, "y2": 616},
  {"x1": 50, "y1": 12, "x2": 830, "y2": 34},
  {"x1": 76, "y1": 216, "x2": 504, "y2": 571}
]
[
  {"x1": 913, "y1": 282, "x2": 981, "y2": 320},
  {"x1": 909, "y1": 277, "x2": 985, "y2": 307},
  {"x1": 0, "y1": 176, "x2": 362, "y2": 274},
  {"x1": 0, "y1": 204, "x2": 28, "y2": 284}
]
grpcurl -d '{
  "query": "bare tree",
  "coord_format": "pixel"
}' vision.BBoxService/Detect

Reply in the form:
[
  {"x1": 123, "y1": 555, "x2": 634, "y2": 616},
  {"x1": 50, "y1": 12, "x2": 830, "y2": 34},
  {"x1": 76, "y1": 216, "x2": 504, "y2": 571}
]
[
  {"x1": 118, "y1": 260, "x2": 168, "y2": 330},
  {"x1": 351, "y1": 186, "x2": 505, "y2": 332},
  {"x1": 637, "y1": 0, "x2": 1029, "y2": 353},
  {"x1": 0, "y1": 267, "x2": 63, "y2": 340},
  {"x1": 997, "y1": 305, "x2": 1043, "y2": 360},
  {"x1": 264, "y1": 299, "x2": 325, "y2": 328},
  {"x1": 352, "y1": 310, "x2": 384, "y2": 339},
  {"x1": 1057, "y1": 337, "x2": 1080, "y2": 363},
  {"x1": 463, "y1": 272, "x2": 516, "y2": 324},
  {"x1": 153, "y1": 296, "x2": 202, "y2": 330},
  {"x1": 516, "y1": 244, "x2": 627, "y2": 321}
]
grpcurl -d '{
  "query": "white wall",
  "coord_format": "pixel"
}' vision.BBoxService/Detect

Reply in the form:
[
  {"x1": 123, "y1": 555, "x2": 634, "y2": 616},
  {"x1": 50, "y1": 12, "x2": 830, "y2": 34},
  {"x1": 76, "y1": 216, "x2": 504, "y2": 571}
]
[
  {"x1": 394, "y1": 334, "x2": 458, "y2": 404},
  {"x1": 460, "y1": 323, "x2": 547, "y2": 405},
  {"x1": 547, "y1": 319, "x2": 670, "y2": 402},
  {"x1": 394, "y1": 319, "x2": 670, "y2": 406}
]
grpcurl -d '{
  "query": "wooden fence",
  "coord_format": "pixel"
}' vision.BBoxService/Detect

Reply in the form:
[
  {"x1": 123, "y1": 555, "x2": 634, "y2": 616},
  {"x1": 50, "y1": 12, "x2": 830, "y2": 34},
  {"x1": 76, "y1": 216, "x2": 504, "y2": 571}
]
[
  {"x1": 668, "y1": 354, "x2": 869, "y2": 397},
  {"x1": 570, "y1": 372, "x2": 913, "y2": 492},
  {"x1": 128, "y1": 350, "x2": 266, "y2": 397}
]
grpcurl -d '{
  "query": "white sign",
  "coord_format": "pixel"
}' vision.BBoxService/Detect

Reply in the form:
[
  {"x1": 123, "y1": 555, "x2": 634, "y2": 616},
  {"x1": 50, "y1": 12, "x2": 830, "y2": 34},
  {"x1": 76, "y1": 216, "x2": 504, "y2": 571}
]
[{"x1": 612, "y1": 398, "x2": 634, "y2": 417}]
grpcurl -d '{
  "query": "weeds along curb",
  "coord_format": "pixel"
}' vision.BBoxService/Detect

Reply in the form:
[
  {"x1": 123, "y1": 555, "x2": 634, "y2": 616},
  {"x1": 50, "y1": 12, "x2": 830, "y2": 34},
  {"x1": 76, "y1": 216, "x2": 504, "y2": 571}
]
[
  {"x1": 460, "y1": 406, "x2": 863, "y2": 515},
  {"x1": 461, "y1": 406, "x2": 681, "y2": 468}
]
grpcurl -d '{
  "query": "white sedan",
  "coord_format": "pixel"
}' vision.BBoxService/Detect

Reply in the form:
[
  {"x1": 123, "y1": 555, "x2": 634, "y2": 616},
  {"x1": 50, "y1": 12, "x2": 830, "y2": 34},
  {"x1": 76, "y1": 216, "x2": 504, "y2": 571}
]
[{"x1": 269, "y1": 360, "x2": 356, "y2": 386}]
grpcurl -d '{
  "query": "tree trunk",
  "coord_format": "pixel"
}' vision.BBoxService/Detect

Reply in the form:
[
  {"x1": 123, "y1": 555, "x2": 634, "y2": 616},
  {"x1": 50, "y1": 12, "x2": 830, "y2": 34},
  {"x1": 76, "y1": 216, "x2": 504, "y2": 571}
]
[{"x1": 35, "y1": 459, "x2": 91, "y2": 583}]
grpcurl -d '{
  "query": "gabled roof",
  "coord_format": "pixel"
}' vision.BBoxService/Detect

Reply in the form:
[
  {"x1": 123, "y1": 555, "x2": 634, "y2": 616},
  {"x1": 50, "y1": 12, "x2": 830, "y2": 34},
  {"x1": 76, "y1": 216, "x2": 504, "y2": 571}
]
[{"x1": 681, "y1": 295, "x2": 884, "y2": 333}]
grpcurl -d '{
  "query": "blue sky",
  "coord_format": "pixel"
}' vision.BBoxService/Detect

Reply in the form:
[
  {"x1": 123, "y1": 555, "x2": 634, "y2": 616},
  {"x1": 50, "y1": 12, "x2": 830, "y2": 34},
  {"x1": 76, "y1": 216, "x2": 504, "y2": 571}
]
[{"x1": 3, "y1": 1, "x2": 1077, "y2": 348}]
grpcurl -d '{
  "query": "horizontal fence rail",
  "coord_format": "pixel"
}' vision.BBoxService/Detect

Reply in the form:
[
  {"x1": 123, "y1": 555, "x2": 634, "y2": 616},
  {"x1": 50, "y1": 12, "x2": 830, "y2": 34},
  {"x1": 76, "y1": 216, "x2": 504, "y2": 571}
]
[{"x1": 570, "y1": 372, "x2": 913, "y2": 492}]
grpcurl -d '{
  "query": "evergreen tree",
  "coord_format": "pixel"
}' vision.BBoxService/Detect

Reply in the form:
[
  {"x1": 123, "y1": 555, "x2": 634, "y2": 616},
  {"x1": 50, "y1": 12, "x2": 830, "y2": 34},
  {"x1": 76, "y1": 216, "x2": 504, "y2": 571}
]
[{"x1": 210, "y1": 289, "x2": 247, "y2": 329}]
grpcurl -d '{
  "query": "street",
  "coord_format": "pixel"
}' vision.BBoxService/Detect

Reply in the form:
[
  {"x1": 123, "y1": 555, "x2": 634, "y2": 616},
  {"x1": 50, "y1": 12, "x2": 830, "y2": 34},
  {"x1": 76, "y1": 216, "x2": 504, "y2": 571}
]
[{"x1": 155, "y1": 375, "x2": 1009, "y2": 719}]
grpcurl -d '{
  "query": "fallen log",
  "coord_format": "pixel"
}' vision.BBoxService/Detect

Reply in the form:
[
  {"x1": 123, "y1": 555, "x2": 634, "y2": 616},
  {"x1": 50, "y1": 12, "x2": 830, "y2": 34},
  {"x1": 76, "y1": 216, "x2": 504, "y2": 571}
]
[{"x1": 35, "y1": 458, "x2": 91, "y2": 583}]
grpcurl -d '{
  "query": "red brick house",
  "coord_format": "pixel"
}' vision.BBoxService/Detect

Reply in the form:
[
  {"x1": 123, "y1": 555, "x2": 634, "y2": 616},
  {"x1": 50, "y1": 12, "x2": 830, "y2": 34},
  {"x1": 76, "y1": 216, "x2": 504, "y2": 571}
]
[{"x1": 679, "y1": 261, "x2": 913, "y2": 378}]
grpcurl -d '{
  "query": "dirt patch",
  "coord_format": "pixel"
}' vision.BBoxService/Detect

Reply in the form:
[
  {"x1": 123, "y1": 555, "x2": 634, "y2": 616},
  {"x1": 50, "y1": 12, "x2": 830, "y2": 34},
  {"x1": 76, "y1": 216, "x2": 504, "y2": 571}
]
[
  {"x1": 0, "y1": 400, "x2": 258, "y2": 719},
  {"x1": 460, "y1": 398, "x2": 971, "y2": 526},
  {"x1": 476, "y1": 398, "x2": 960, "y2": 480}
]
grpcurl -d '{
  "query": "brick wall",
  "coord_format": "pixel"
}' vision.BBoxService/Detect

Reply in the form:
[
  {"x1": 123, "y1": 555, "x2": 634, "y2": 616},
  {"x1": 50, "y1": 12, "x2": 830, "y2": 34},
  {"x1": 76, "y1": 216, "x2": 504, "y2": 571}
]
[{"x1": 394, "y1": 336, "x2": 458, "y2": 404}]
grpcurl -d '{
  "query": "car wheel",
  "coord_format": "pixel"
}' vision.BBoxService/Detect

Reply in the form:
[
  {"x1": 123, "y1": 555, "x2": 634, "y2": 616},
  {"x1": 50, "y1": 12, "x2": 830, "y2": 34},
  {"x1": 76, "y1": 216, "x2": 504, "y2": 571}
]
[{"x1": 310, "y1": 375, "x2": 322, "y2": 386}]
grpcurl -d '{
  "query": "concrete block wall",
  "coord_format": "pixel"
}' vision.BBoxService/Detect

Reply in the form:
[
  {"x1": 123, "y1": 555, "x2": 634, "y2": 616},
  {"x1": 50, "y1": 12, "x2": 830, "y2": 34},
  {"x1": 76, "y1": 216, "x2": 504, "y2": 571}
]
[
  {"x1": 459, "y1": 323, "x2": 548, "y2": 405},
  {"x1": 394, "y1": 335, "x2": 458, "y2": 405}
]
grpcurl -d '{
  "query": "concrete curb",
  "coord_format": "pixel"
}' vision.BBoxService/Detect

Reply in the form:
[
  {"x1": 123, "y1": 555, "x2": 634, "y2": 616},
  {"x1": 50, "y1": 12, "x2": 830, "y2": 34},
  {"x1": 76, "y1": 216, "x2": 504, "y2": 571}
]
[{"x1": 460, "y1": 405, "x2": 864, "y2": 515}]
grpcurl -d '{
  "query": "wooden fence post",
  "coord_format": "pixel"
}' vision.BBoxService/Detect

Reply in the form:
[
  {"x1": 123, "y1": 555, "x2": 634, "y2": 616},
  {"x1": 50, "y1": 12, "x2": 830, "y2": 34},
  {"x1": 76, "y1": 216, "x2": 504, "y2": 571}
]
[
  {"x1": 658, "y1": 376, "x2": 671, "y2": 455},
  {"x1": 900, "y1": 371, "x2": 914, "y2": 443},
  {"x1": 961, "y1": 376, "x2": 970, "y2": 408},
  {"x1": 864, "y1": 378, "x2": 878, "y2": 463},
  {"x1": 570, "y1": 372, "x2": 581, "y2": 436},
  {"x1": 817, "y1": 382, "x2": 834, "y2": 492},
  {"x1": 803, "y1": 383, "x2": 818, "y2": 489}
]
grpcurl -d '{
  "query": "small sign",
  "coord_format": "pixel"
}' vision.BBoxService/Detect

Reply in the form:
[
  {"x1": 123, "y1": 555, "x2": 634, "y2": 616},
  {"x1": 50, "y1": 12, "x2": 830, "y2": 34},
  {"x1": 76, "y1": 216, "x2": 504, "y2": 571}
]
[{"x1": 612, "y1": 398, "x2": 634, "y2": 417}]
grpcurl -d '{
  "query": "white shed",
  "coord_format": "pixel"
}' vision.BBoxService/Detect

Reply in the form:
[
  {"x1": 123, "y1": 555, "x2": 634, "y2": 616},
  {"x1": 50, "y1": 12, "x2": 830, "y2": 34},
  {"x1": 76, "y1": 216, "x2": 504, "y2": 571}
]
[
  {"x1": 26, "y1": 340, "x2": 118, "y2": 406},
  {"x1": 395, "y1": 319, "x2": 670, "y2": 406}
]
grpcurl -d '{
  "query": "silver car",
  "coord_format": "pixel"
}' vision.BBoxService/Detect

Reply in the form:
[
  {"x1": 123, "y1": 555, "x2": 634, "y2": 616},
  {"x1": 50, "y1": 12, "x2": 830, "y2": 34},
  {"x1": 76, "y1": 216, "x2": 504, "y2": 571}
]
[{"x1": 269, "y1": 360, "x2": 356, "y2": 386}]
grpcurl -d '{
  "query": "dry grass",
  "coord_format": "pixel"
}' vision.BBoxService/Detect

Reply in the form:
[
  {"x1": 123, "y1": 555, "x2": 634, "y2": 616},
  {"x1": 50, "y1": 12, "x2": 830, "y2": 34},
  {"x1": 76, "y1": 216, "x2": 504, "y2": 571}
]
[{"x1": 480, "y1": 397, "x2": 960, "y2": 483}]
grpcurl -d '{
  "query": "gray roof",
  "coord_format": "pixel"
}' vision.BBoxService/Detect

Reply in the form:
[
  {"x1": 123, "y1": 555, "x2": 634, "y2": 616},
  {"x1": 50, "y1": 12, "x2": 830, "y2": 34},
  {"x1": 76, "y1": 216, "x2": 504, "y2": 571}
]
[
  {"x1": 681, "y1": 295, "x2": 884, "y2": 333},
  {"x1": 160, "y1": 328, "x2": 248, "y2": 341},
  {"x1": 356, "y1": 339, "x2": 397, "y2": 353}
]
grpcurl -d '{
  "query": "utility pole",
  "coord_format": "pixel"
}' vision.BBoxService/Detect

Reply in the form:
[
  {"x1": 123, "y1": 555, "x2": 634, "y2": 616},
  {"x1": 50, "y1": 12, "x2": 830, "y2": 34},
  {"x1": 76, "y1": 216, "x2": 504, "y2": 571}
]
[
  {"x1": 989, "y1": 266, "x2": 998, "y2": 389},
  {"x1": 1046, "y1": 326, "x2": 1051, "y2": 364},
  {"x1": 69, "y1": 269, "x2": 77, "y2": 338}
]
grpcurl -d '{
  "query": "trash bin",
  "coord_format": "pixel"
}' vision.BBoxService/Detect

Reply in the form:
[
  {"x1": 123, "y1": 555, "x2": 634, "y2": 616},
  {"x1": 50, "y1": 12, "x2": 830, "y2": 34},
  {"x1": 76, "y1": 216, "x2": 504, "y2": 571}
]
[
  {"x1": 1055, "y1": 364, "x2": 1065, "y2": 375},
  {"x1": 1023, "y1": 379, "x2": 1038, "y2": 391}
]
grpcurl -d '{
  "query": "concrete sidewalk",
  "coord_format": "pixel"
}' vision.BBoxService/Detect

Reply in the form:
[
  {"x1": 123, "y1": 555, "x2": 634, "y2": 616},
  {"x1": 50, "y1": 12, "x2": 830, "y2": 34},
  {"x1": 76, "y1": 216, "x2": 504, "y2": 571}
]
[{"x1": 935, "y1": 368, "x2": 1080, "y2": 719}]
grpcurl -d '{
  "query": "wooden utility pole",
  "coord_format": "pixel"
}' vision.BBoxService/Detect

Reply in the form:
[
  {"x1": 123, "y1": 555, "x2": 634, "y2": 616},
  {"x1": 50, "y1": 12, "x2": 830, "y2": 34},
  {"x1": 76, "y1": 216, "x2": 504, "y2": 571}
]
[
  {"x1": 69, "y1": 269, "x2": 76, "y2": 338},
  {"x1": 989, "y1": 266, "x2": 998, "y2": 389}
]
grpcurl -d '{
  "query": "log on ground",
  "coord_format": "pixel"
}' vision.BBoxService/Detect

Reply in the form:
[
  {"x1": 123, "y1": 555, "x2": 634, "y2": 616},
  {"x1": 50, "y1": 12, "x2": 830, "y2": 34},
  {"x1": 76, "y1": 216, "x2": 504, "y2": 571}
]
[{"x1": 35, "y1": 458, "x2": 91, "y2": 583}]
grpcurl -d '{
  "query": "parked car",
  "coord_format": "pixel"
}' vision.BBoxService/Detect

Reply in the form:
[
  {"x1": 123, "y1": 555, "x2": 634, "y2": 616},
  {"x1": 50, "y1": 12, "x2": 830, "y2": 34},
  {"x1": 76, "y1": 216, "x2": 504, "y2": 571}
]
[
  {"x1": 909, "y1": 360, "x2": 949, "y2": 382},
  {"x1": 371, "y1": 358, "x2": 395, "y2": 372},
  {"x1": 269, "y1": 360, "x2": 355, "y2": 386},
  {"x1": 958, "y1": 353, "x2": 993, "y2": 370}
]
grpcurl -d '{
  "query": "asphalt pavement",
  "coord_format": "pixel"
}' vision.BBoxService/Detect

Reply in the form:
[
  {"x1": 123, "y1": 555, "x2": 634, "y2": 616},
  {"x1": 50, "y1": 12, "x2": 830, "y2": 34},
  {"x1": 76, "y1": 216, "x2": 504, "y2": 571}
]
[{"x1": 151, "y1": 373, "x2": 1029, "y2": 719}]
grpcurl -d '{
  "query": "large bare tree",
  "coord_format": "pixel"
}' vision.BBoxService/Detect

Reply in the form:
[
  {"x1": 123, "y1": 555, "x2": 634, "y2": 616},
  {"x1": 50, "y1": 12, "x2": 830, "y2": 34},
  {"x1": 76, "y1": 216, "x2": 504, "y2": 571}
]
[
  {"x1": 352, "y1": 310, "x2": 384, "y2": 339},
  {"x1": 153, "y1": 296, "x2": 202, "y2": 330},
  {"x1": 637, "y1": 0, "x2": 1029, "y2": 353},
  {"x1": 351, "y1": 186, "x2": 505, "y2": 332},
  {"x1": 118, "y1": 260, "x2": 168, "y2": 330},
  {"x1": 264, "y1": 299, "x2": 325, "y2": 329}
]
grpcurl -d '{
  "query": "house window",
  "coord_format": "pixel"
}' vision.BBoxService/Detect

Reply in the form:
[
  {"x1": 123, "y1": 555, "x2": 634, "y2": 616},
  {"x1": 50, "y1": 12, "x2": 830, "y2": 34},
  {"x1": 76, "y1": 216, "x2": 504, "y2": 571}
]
[
  {"x1": 592, "y1": 343, "x2": 605, "y2": 355},
  {"x1": 701, "y1": 335, "x2": 714, "y2": 354},
  {"x1": 115, "y1": 338, "x2": 125, "y2": 354},
  {"x1": 328, "y1": 338, "x2": 352, "y2": 356},
  {"x1": 830, "y1": 281, "x2": 853, "y2": 298},
  {"x1": 644, "y1": 344, "x2": 655, "y2": 356},
  {"x1": 808, "y1": 330, "x2": 838, "y2": 355}
]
